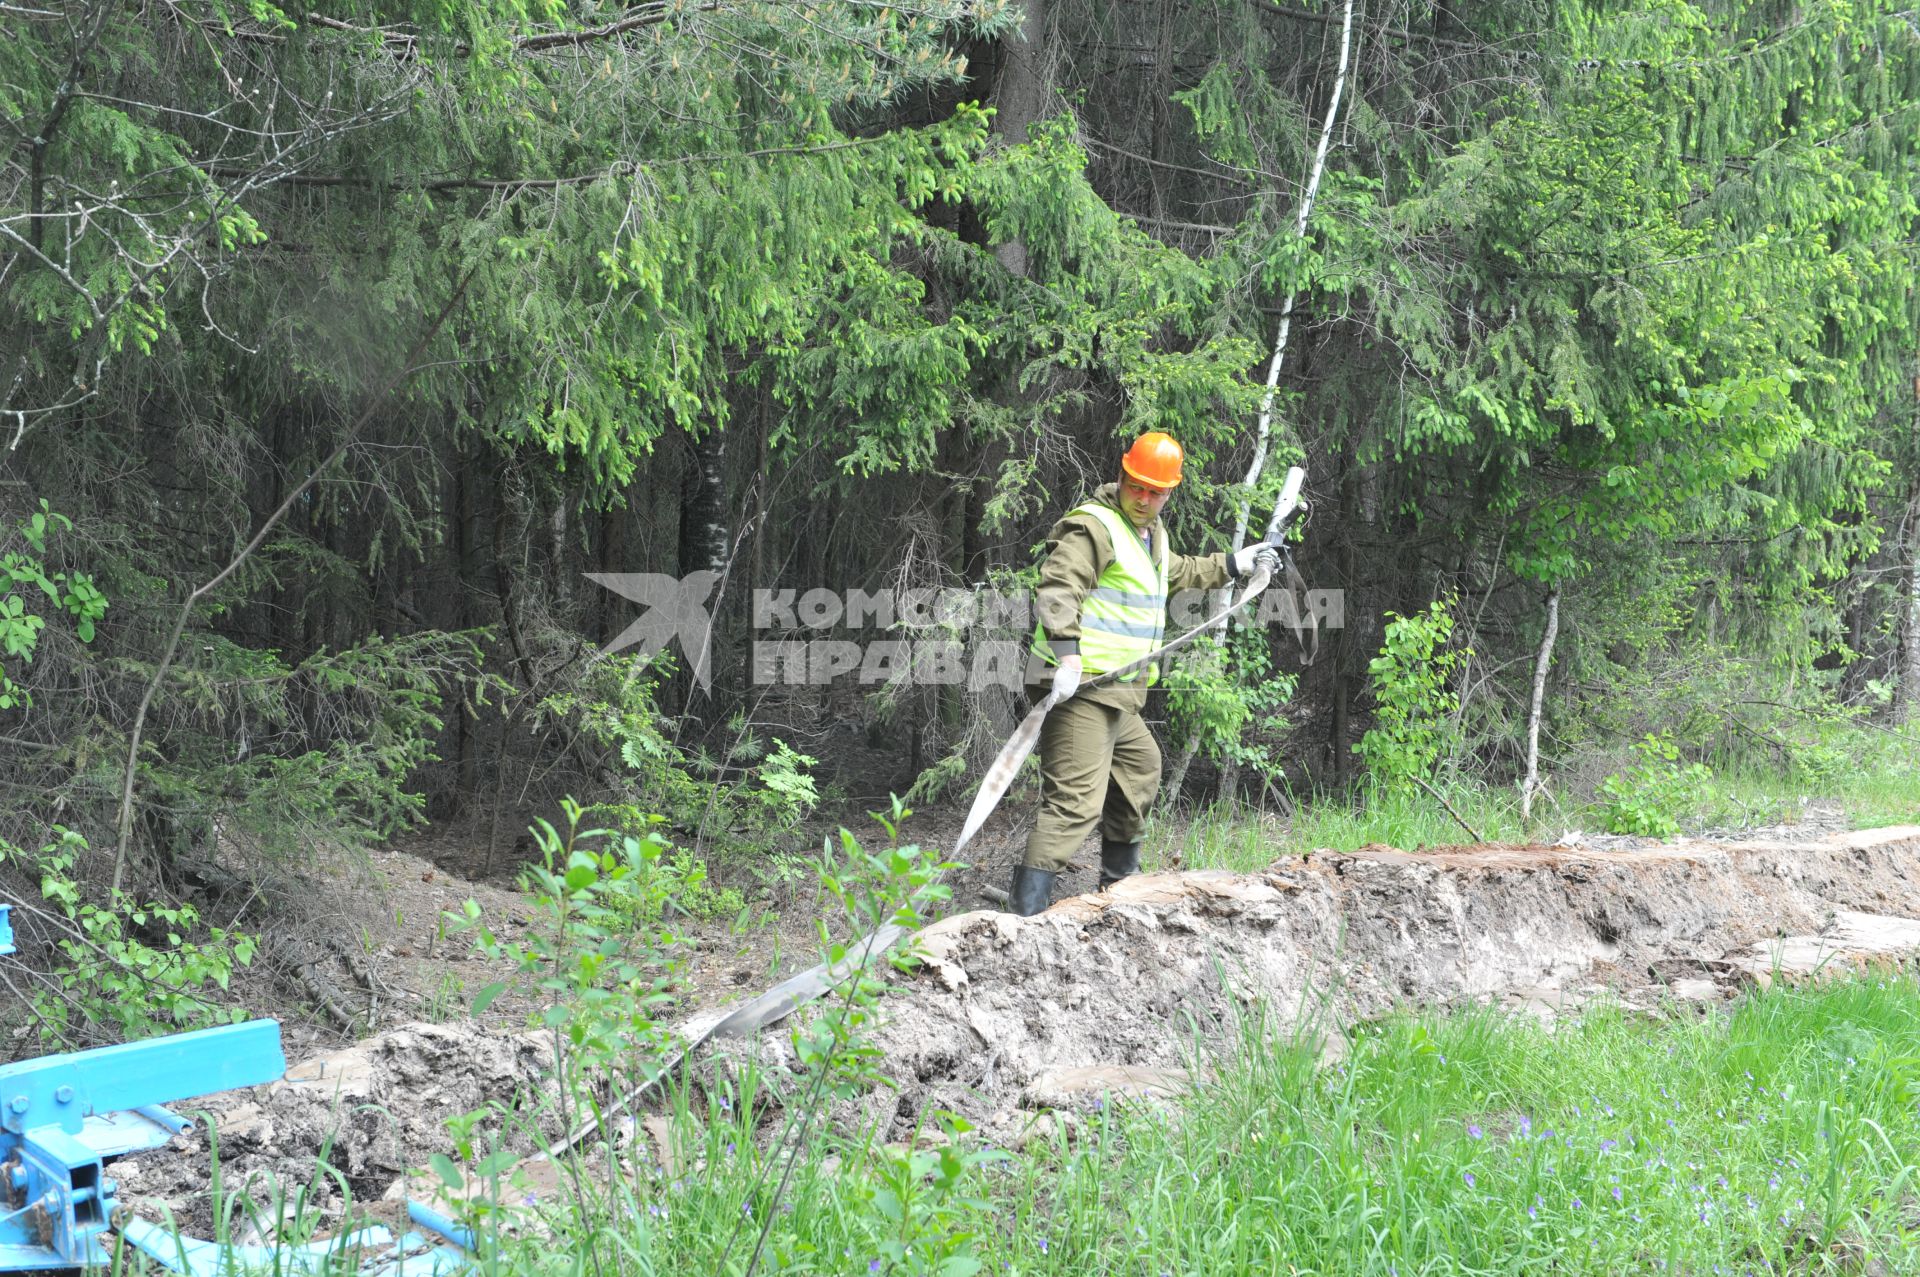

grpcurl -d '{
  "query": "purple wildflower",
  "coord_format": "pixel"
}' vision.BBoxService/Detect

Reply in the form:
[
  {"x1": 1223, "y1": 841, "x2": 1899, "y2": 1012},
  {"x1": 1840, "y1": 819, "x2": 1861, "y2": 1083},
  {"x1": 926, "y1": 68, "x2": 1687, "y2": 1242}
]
[
  {"x1": 1468, "y1": 1124, "x2": 1483, "y2": 1140},
  {"x1": 1463, "y1": 1170, "x2": 1476, "y2": 1188}
]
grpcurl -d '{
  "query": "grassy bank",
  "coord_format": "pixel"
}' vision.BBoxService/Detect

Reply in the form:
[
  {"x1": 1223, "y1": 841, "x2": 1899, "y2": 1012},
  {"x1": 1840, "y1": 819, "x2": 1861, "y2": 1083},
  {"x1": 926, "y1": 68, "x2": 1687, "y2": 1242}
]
[
  {"x1": 1158, "y1": 725, "x2": 1920, "y2": 874},
  {"x1": 437, "y1": 975, "x2": 1920, "y2": 1276}
]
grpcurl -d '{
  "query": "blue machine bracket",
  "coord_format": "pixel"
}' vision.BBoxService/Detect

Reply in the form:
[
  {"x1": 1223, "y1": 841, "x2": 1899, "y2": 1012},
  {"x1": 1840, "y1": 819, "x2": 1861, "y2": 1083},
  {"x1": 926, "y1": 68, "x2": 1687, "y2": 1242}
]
[
  {"x1": 121, "y1": 1212, "x2": 470, "y2": 1277},
  {"x1": 0, "y1": 1019, "x2": 286, "y2": 1270}
]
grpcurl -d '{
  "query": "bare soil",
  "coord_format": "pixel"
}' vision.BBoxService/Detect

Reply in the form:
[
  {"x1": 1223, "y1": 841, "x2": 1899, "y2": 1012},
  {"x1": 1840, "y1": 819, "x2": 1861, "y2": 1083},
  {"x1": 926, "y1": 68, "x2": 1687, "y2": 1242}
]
[
  {"x1": 106, "y1": 821, "x2": 1920, "y2": 1241},
  {"x1": 713, "y1": 825, "x2": 1920, "y2": 1146}
]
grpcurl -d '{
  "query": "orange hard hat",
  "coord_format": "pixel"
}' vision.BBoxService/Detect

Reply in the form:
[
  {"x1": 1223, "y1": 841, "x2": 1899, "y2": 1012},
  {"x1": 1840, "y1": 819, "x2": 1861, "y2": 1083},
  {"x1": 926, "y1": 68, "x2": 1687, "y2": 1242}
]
[{"x1": 1120, "y1": 432, "x2": 1184, "y2": 489}]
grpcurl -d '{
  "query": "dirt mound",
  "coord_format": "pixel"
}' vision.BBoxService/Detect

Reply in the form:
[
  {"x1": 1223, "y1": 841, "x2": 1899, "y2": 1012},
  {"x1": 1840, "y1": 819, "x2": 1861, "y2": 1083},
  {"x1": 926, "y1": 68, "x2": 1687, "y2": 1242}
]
[
  {"x1": 110, "y1": 826, "x2": 1920, "y2": 1232},
  {"x1": 116, "y1": 1023, "x2": 559, "y2": 1236},
  {"x1": 712, "y1": 827, "x2": 1920, "y2": 1142}
]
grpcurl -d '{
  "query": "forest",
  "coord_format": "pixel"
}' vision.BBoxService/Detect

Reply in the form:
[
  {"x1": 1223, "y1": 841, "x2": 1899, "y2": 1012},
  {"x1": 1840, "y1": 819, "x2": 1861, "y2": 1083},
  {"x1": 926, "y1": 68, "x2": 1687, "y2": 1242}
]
[
  {"x1": 7, "y1": 0, "x2": 1917, "y2": 898},
  {"x1": 6, "y1": 0, "x2": 1920, "y2": 1271}
]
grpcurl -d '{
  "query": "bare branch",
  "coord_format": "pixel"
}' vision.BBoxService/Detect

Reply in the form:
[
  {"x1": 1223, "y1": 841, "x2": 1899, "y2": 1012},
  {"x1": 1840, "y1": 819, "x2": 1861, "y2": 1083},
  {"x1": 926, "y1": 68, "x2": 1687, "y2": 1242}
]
[
  {"x1": 514, "y1": 0, "x2": 675, "y2": 50},
  {"x1": 0, "y1": 218, "x2": 106, "y2": 316},
  {"x1": 111, "y1": 267, "x2": 479, "y2": 892},
  {"x1": 1245, "y1": 0, "x2": 1485, "y2": 53}
]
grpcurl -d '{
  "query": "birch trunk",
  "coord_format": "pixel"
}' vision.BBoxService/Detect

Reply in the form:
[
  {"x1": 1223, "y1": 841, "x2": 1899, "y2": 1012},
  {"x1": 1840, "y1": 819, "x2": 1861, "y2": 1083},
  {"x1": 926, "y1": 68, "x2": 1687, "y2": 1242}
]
[
  {"x1": 680, "y1": 428, "x2": 728, "y2": 578},
  {"x1": 1166, "y1": 0, "x2": 1354, "y2": 806},
  {"x1": 1226, "y1": 0, "x2": 1356, "y2": 557},
  {"x1": 1520, "y1": 586, "x2": 1561, "y2": 823}
]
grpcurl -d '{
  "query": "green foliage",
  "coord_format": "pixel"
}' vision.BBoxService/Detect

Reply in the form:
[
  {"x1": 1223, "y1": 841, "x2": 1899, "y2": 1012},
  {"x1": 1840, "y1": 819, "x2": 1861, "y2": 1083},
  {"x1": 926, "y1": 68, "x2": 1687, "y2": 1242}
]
[
  {"x1": 756, "y1": 741, "x2": 821, "y2": 813},
  {"x1": 851, "y1": 1110, "x2": 1004, "y2": 1277},
  {"x1": 456, "y1": 798, "x2": 686, "y2": 1077},
  {"x1": 0, "y1": 828, "x2": 256, "y2": 1045},
  {"x1": 797, "y1": 799, "x2": 957, "y2": 1100},
  {"x1": 730, "y1": 740, "x2": 824, "y2": 858},
  {"x1": 538, "y1": 654, "x2": 704, "y2": 827},
  {"x1": 578, "y1": 801, "x2": 747, "y2": 925},
  {"x1": 431, "y1": 975, "x2": 1920, "y2": 1275},
  {"x1": 1163, "y1": 630, "x2": 1298, "y2": 778},
  {"x1": 0, "y1": 503, "x2": 106, "y2": 711},
  {"x1": 2, "y1": 0, "x2": 1917, "y2": 928},
  {"x1": 127, "y1": 630, "x2": 483, "y2": 864},
  {"x1": 1357, "y1": 601, "x2": 1467, "y2": 788},
  {"x1": 543, "y1": 653, "x2": 824, "y2": 874},
  {"x1": 1597, "y1": 734, "x2": 1713, "y2": 837}
]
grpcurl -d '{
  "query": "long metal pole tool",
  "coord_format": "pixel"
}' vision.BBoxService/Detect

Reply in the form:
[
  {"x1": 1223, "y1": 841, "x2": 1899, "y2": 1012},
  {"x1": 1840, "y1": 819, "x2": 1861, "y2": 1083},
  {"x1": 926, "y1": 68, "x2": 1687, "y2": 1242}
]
[
  {"x1": 562, "y1": 468, "x2": 1310, "y2": 1147},
  {"x1": 707, "y1": 466, "x2": 1308, "y2": 1029}
]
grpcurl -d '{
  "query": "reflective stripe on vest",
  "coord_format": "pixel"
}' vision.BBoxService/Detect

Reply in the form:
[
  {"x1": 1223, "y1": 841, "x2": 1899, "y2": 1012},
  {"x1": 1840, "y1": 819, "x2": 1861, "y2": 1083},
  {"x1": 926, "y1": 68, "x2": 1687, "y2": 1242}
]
[{"x1": 1031, "y1": 502, "x2": 1170, "y2": 685}]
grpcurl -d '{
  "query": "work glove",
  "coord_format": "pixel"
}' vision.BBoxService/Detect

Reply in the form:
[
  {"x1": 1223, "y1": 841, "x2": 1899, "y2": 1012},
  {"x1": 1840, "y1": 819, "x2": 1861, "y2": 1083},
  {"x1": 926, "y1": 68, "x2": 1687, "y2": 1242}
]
[
  {"x1": 1228, "y1": 541, "x2": 1282, "y2": 580},
  {"x1": 1050, "y1": 652, "x2": 1083, "y2": 701}
]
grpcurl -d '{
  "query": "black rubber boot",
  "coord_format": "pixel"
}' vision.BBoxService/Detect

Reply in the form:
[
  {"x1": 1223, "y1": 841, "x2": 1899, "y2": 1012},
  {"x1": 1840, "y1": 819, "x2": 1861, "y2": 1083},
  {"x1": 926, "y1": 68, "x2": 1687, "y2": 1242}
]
[
  {"x1": 1099, "y1": 837, "x2": 1141, "y2": 889},
  {"x1": 1006, "y1": 865, "x2": 1057, "y2": 916}
]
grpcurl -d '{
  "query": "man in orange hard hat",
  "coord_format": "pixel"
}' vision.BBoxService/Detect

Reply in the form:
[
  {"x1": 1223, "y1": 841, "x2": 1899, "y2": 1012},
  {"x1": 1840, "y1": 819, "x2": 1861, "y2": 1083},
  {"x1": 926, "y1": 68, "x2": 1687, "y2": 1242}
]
[{"x1": 1009, "y1": 431, "x2": 1282, "y2": 915}]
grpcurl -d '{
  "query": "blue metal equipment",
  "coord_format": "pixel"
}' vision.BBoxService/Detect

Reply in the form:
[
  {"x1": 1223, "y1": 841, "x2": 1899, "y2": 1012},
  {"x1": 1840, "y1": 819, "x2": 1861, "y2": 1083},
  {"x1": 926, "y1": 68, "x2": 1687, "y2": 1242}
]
[
  {"x1": 121, "y1": 1201, "x2": 472, "y2": 1277},
  {"x1": 0, "y1": 1020, "x2": 287, "y2": 1269},
  {"x1": 0, "y1": 900, "x2": 475, "y2": 1274}
]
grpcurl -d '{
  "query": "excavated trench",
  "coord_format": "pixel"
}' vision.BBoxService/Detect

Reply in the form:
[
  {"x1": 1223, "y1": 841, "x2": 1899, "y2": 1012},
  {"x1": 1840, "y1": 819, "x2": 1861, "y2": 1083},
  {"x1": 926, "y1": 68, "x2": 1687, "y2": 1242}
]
[
  {"x1": 724, "y1": 826, "x2": 1920, "y2": 1143},
  {"x1": 116, "y1": 825, "x2": 1920, "y2": 1228}
]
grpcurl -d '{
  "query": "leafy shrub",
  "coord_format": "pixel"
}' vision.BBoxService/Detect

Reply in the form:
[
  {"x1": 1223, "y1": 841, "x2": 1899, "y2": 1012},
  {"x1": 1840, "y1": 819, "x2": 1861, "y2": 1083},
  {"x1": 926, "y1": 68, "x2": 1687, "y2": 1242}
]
[
  {"x1": 1596, "y1": 734, "x2": 1712, "y2": 836},
  {"x1": 542, "y1": 653, "x2": 822, "y2": 876},
  {"x1": 536, "y1": 653, "x2": 705, "y2": 828},
  {"x1": 0, "y1": 828, "x2": 255, "y2": 1044},
  {"x1": 457, "y1": 799, "x2": 688, "y2": 1076},
  {"x1": 1357, "y1": 600, "x2": 1466, "y2": 787},
  {"x1": 795, "y1": 797, "x2": 957, "y2": 1101},
  {"x1": 1164, "y1": 629, "x2": 1297, "y2": 776},
  {"x1": 1, "y1": 502, "x2": 107, "y2": 711}
]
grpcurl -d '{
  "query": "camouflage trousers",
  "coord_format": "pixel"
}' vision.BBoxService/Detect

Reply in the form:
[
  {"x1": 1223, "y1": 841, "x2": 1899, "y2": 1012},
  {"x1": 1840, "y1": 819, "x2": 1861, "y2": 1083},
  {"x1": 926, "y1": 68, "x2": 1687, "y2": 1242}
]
[{"x1": 1021, "y1": 695, "x2": 1162, "y2": 871}]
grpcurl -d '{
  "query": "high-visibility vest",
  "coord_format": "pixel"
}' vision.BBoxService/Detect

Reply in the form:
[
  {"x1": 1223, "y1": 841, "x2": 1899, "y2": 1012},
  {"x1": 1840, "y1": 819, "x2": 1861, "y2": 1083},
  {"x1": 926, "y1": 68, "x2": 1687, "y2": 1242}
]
[{"x1": 1031, "y1": 502, "x2": 1170, "y2": 685}]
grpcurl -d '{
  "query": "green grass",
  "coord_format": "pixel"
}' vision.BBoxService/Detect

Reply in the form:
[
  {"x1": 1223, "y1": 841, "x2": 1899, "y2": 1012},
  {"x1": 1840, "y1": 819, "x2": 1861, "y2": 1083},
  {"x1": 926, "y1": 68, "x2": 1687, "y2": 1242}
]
[
  {"x1": 449, "y1": 975, "x2": 1920, "y2": 1276},
  {"x1": 1158, "y1": 723, "x2": 1920, "y2": 875},
  {"x1": 1153, "y1": 782, "x2": 1526, "y2": 874},
  {"x1": 128, "y1": 979, "x2": 1920, "y2": 1277},
  {"x1": 1688, "y1": 726, "x2": 1920, "y2": 833}
]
